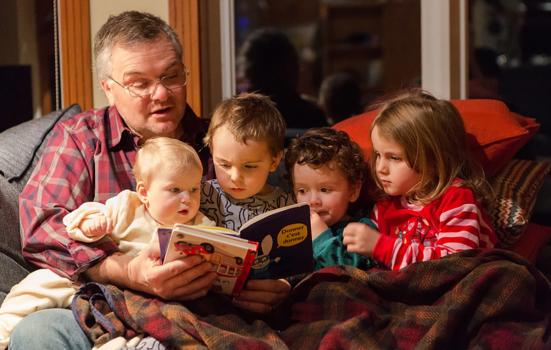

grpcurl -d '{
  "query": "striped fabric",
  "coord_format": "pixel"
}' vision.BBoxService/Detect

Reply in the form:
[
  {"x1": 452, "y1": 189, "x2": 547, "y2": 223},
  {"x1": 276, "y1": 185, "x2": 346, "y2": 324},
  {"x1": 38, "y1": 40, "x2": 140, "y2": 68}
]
[{"x1": 489, "y1": 159, "x2": 551, "y2": 247}]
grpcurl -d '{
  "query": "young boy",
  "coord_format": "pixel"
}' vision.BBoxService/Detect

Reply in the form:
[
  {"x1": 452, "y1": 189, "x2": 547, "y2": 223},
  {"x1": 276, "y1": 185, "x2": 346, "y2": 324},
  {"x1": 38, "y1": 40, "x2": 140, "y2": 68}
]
[
  {"x1": 285, "y1": 127, "x2": 378, "y2": 270},
  {"x1": 199, "y1": 92, "x2": 295, "y2": 312},
  {"x1": 200, "y1": 92, "x2": 294, "y2": 231},
  {"x1": 0, "y1": 137, "x2": 214, "y2": 349}
]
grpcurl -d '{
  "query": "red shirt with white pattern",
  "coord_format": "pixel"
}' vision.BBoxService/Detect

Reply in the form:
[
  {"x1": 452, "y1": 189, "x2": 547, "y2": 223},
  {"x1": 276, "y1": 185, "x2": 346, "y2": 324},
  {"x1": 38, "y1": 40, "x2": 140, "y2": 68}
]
[{"x1": 371, "y1": 182, "x2": 496, "y2": 270}]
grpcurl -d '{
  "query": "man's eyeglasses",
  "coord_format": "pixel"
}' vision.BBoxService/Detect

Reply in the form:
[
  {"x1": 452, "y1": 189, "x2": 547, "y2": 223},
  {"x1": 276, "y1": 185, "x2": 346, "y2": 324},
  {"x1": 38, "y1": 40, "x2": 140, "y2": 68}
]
[{"x1": 109, "y1": 67, "x2": 189, "y2": 98}]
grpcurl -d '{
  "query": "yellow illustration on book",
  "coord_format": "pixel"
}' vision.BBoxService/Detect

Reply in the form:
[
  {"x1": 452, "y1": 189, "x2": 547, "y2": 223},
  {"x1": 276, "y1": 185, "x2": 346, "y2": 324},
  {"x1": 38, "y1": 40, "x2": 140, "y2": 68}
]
[{"x1": 251, "y1": 223, "x2": 308, "y2": 278}]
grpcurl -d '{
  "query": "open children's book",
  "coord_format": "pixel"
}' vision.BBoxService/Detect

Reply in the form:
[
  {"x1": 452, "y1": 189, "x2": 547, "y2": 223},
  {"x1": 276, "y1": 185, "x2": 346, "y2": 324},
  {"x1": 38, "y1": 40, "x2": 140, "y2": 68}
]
[{"x1": 158, "y1": 202, "x2": 313, "y2": 296}]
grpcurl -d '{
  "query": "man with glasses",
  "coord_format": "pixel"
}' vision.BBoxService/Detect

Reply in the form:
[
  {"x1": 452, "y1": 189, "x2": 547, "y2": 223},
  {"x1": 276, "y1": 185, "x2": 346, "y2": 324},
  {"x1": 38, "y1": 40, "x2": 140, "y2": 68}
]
[{"x1": 10, "y1": 11, "x2": 290, "y2": 350}]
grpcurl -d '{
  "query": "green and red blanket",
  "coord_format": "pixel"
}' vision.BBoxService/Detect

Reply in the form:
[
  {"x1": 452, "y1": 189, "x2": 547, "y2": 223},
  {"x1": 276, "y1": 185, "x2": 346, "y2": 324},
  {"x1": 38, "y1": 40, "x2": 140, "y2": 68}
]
[{"x1": 72, "y1": 249, "x2": 551, "y2": 349}]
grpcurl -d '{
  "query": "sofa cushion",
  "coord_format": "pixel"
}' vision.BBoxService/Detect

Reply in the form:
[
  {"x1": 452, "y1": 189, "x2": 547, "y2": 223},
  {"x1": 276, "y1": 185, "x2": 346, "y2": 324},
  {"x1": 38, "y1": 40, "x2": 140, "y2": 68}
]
[
  {"x1": 488, "y1": 159, "x2": 551, "y2": 248},
  {"x1": 0, "y1": 104, "x2": 81, "y2": 304},
  {"x1": 0, "y1": 104, "x2": 81, "y2": 182},
  {"x1": 333, "y1": 99, "x2": 539, "y2": 177},
  {"x1": 452, "y1": 100, "x2": 539, "y2": 176}
]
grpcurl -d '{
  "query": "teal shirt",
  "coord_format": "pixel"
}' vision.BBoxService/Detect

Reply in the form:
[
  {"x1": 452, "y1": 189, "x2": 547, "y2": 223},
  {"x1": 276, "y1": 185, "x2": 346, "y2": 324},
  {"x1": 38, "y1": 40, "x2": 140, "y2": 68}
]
[{"x1": 313, "y1": 216, "x2": 379, "y2": 270}]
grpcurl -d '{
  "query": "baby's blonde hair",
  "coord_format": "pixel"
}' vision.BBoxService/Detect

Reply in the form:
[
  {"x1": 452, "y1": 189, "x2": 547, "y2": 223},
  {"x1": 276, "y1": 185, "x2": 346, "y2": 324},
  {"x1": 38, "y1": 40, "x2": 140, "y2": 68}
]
[
  {"x1": 369, "y1": 90, "x2": 491, "y2": 205},
  {"x1": 204, "y1": 92, "x2": 286, "y2": 157},
  {"x1": 133, "y1": 137, "x2": 202, "y2": 185}
]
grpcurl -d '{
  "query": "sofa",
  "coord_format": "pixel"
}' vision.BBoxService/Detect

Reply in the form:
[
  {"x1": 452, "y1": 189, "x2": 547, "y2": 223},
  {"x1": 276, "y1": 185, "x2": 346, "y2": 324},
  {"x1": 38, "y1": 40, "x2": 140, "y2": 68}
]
[
  {"x1": 0, "y1": 104, "x2": 81, "y2": 304},
  {"x1": 1, "y1": 101, "x2": 550, "y2": 347}
]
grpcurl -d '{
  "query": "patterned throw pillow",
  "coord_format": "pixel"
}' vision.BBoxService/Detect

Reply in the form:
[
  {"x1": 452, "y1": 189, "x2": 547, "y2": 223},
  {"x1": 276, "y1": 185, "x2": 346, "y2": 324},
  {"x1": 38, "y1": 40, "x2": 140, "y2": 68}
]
[{"x1": 489, "y1": 159, "x2": 551, "y2": 248}]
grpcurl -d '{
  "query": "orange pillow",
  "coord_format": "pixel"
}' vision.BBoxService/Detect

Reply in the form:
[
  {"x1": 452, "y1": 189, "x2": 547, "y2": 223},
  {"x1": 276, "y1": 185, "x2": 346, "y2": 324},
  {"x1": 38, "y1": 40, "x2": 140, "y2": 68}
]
[{"x1": 333, "y1": 99, "x2": 539, "y2": 176}]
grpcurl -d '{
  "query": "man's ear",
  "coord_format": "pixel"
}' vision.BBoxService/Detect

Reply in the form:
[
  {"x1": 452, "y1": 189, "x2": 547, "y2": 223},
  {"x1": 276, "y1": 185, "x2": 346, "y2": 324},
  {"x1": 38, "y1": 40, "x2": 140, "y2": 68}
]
[
  {"x1": 100, "y1": 79, "x2": 116, "y2": 106},
  {"x1": 270, "y1": 151, "x2": 284, "y2": 172},
  {"x1": 136, "y1": 181, "x2": 148, "y2": 205},
  {"x1": 349, "y1": 181, "x2": 362, "y2": 203}
]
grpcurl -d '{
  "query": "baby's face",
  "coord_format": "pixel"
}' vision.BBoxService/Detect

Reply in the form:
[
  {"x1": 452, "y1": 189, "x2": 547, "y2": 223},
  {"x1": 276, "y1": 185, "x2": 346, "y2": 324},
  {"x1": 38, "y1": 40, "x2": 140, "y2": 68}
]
[
  {"x1": 210, "y1": 124, "x2": 281, "y2": 200},
  {"x1": 143, "y1": 164, "x2": 202, "y2": 226},
  {"x1": 292, "y1": 162, "x2": 360, "y2": 227}
]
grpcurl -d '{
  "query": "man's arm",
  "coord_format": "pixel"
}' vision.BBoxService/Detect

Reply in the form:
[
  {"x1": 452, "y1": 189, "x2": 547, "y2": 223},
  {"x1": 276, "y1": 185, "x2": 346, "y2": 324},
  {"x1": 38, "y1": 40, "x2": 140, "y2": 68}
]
[
  {"x1": 19, "y1": 118, "x2": 118, "y2": 280},
  {"x1": 20, "y1": 111, "x2": 218, "y2": 299}
]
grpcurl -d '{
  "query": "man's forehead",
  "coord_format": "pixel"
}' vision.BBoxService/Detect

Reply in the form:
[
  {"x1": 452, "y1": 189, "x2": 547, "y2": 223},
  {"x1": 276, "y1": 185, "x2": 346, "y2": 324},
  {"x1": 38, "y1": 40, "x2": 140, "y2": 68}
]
[{"x1": 110, "y1": 41, "x2": 181, "y2": 76}]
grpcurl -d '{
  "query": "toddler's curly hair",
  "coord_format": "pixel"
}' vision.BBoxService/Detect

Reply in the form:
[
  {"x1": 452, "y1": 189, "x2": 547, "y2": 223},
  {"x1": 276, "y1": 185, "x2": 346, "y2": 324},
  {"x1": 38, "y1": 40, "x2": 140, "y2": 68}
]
[{"x1": 285, "y1": 127, "x2": 366, "y2": 186}]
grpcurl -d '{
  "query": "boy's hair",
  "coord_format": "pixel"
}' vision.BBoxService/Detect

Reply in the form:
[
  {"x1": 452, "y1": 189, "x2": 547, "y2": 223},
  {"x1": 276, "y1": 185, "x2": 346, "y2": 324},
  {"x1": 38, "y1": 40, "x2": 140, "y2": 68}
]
[
  {"x1": 94, "y1": 11, "x2": 183, "y2": 81},
  {"x1": 369, "y1": 90, "x2": 491, "y2": 204},
  {"x1": 204, "y1": 92, "x2": 286, "y2": 156},
  {"x1": 133, "y1": 137, "x2": 202, "y2": 184},
  {"x1": 285, "y1": 127, "x2": 366, "y2": 185}
]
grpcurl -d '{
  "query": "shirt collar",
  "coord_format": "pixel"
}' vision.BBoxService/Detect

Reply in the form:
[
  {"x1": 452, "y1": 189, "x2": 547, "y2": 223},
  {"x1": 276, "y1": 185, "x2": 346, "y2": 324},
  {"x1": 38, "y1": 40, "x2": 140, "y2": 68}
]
[
  {"x1": 106, "y1": 106, "x2": 136, "y2": 150},
  {"x1": 105, "y1": 104, "x2": 206, "y2": 150}
]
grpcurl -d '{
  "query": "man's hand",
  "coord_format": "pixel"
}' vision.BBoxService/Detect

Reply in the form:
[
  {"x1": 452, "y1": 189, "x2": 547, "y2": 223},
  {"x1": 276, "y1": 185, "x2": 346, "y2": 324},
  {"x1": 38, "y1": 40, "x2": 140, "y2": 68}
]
[
  {"x1": 342, "y1": 222, "x2": 380, "y2": 256},
  {"x1": 85, "y1": 243, "x2": 217, "y2": 301},
  {"x1": 80, "y1": 215, "x2": 113, "y2": 238},
  {"x1": 232, "y1": 278, "x2": 291, "y2": 313}
]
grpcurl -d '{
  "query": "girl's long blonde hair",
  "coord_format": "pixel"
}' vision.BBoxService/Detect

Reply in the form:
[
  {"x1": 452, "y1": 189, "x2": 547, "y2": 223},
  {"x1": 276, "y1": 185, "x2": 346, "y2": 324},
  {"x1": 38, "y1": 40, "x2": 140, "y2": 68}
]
[{"x1": 369, "y1": 90, "x2": 492, "y2": 205}]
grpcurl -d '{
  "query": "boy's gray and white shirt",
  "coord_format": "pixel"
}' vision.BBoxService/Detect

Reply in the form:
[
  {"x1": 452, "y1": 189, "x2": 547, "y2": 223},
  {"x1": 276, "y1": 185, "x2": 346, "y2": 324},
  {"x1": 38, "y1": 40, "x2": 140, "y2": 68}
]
[{"x1": 199, "y1": 179, "x2": 294, "y2": 231}]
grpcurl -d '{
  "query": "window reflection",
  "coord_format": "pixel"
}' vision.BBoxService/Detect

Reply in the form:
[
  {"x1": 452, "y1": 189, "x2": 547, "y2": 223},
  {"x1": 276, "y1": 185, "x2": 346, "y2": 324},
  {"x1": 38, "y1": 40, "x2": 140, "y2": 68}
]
[
  {"x1": 234, "y1": 0, "x2": 421, "y2": 127},
  {"x1": 469, "y1": 0, "x2": 551, "y2": 160}
]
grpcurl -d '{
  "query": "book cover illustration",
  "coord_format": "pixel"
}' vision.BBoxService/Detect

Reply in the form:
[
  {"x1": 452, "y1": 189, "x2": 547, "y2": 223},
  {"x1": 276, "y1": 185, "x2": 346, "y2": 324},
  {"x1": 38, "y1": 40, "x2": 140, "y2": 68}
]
[
  {"x1": 158, "y1": 225, "x2": 258, "y2": 296},
  {"x1": 239, "y1": 202, "x2": 313, "y2": 279}
]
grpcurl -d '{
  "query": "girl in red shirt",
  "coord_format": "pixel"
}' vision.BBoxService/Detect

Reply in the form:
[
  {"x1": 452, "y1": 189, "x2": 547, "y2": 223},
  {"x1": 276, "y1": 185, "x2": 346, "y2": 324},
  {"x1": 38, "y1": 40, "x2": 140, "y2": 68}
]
[{"x1": 344, "y1": 91, "x2": 497, "y2": 270}]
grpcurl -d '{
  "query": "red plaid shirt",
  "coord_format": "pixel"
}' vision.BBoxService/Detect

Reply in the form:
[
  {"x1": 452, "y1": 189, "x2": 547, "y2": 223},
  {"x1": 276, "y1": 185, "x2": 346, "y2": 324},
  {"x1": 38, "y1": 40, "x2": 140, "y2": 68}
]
[{"x1": 19, "y1": 105, "x2": 211, "y2": 280}]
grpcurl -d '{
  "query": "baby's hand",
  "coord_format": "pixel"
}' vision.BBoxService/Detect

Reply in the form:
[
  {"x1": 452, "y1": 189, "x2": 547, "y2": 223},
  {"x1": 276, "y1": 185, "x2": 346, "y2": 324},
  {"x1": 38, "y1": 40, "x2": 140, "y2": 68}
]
[
  {"x1": 80, "y1": 215, "x2": 113, "y2": 238},
  {"x1": 342, "y1": 223, "x2": 380, "y2": 256},
  {"x1": 310, "y1": 211, "x2": 328, "y2": 240}
]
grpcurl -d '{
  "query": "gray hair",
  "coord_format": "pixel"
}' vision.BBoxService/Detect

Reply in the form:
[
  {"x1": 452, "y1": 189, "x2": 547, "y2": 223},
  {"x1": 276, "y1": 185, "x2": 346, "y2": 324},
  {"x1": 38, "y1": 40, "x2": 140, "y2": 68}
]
[{"x1": 93, "y1": 11, "x2": 183, "y2": 80}]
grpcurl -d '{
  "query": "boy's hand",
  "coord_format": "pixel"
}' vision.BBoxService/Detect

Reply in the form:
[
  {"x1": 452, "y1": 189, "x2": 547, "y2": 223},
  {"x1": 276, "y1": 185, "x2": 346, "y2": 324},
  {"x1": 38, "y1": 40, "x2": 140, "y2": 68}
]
[
  {"x1": 343, "y1": 222, "x2": 380, "y2": 256},
  {"x1": 80, "y1": 215, "x2": 113, "y2": 238},
  {"x1": 310, "y1": 211, "x2": 328, "y2": 240},
  {"x1": 232, "y1": 278, "x2": 291, "y2": 314}
]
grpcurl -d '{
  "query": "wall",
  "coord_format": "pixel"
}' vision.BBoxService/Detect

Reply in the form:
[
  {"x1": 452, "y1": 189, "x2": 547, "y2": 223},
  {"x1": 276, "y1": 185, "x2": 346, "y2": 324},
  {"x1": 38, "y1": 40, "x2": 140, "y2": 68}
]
[
  {"x1": 0, "y1": 1, "x2": 19, "y2": 65},
  {"x1": 89, "y1": 0, "x2": 168, "y2": 108},
  {"x1": 0, "y1": 0, "x2": 41, "y2": 119}
]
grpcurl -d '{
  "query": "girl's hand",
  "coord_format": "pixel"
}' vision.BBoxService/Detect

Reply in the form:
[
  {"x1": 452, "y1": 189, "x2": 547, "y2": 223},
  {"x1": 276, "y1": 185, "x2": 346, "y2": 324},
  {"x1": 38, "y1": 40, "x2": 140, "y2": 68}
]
[
  {"x1": 310, "y1": 211, "x2": 328, "y2": 240},
  {"x1": 232, "y1": 278, "x2": 291, "y2": 314},
  {"x1": 80, "y1": 215, "x2": 113, "y2": 238},
  {"x1": 342, "y1": 222, "x2": 380, "y2": 256}
]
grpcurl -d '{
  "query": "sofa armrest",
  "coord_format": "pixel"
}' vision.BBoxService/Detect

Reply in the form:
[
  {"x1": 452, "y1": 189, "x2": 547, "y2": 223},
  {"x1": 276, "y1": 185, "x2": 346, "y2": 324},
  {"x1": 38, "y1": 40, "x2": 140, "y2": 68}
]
[{"x1": 0, "y1": 104, "x2": 81, "y2": 304}]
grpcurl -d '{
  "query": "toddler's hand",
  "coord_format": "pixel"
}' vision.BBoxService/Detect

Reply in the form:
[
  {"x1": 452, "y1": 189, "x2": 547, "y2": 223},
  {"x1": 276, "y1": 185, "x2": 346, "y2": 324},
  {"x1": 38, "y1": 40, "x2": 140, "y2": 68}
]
[
  {"x1": 310, "y1": 211, "x2": 328, "y2": 240},
  {"x1": 343, "y1": 222, "x2": 380, "y2": 256},
  {"x1": 80, "y1": 215, "x2": 113, "y2": 238}
]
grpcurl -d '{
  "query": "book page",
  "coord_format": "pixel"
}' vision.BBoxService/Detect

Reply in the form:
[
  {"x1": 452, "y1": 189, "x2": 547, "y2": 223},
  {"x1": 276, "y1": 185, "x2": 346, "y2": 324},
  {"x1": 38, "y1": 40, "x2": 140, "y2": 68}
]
[
  {"x1": 238, "y1": 202, "x2": 313, "y2": 279},
  {"x1": 159, "y1": 225, "x2": 258, "y2": 296},
  {"x1": 239, "y1": 202, "x2": 309, "y2": 231}
]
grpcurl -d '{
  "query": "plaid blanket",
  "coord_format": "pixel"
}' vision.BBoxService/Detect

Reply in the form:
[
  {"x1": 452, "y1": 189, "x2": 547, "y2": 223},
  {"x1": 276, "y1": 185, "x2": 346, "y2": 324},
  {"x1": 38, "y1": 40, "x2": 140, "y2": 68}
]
[{"x1": 72, "y1": 249, "x2": 551, "y2": 349}]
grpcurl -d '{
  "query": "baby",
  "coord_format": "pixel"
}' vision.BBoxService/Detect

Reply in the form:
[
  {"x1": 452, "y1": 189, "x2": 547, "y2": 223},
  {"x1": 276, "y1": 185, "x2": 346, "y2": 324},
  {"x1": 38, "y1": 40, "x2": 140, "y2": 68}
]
[{"x1": 0, "y1": 137, "x2": 213, "y2": 348}]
